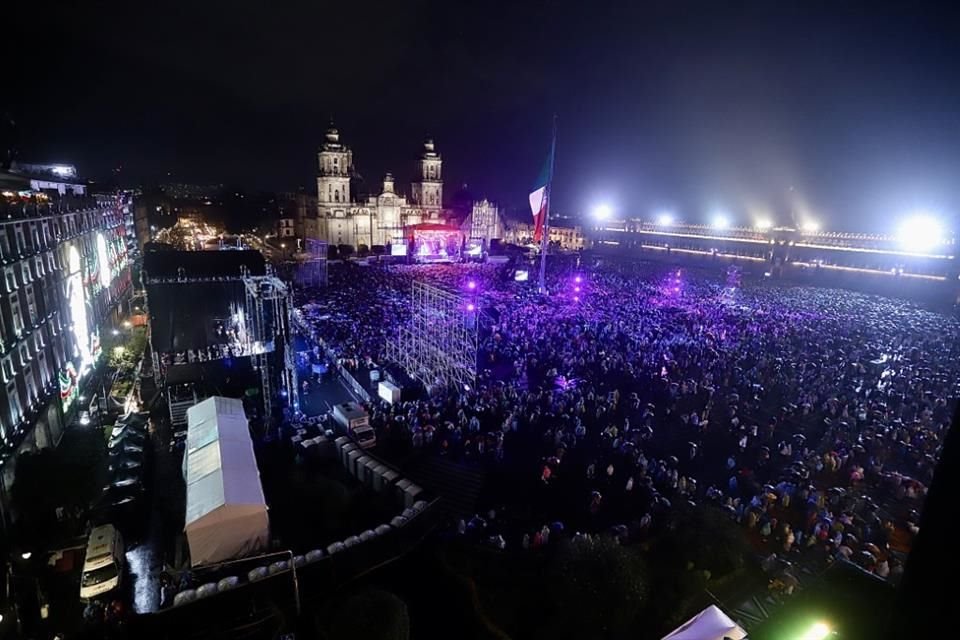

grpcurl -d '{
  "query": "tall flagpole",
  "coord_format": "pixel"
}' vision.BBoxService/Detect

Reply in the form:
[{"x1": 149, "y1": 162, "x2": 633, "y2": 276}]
[{"x1": 538, "y1": 115, "x2": 557, "y2": 294}]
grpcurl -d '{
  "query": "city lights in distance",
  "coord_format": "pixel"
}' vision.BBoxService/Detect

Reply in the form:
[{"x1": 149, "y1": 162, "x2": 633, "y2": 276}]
[
  {"x1": 656, "y1": 212, "x2": 674, "y2": 226},
  {"x1": 800, "y1": 219, "x2": 820, "y2": 233},
  {"x1": 755, "y1": 218, "x2": 773, "y2": 230},
  {"x1": 897, "y1": 214, "x2": 943, "y2": 252},
  {"x1": 592, "y1": 204, "x2": 613, "y2": 221},
  {"x1": 711, "y1": 214, "x2": 730, "y2": 230}
]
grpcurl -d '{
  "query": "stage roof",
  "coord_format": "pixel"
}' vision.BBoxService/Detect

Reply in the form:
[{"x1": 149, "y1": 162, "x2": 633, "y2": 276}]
[
  {"x1": 143, "y1": 249, "x2": 266, "y2": 280},
  {"x1": 147, "y1": 280, "x2": 246, "y2": 352}
]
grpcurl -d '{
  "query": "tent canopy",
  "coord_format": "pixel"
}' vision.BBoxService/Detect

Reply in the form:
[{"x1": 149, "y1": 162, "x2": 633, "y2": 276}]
[
  {"x1": 661, "y1": 605, "x2": 747, "y2": 640},
  {"x1": 183, "y1": 396, "x2": 269, "y2": 566}
]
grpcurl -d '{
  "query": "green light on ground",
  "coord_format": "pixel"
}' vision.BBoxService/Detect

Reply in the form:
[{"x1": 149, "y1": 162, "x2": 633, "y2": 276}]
[{"x1": 798, "y1": 621, "x2": 831, "y2": 640}]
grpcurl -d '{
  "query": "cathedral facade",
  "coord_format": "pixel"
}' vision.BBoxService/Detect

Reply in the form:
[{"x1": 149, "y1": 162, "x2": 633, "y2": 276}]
[{"x1": 303, "y1": 126, "x2": 450, "y2": 248}]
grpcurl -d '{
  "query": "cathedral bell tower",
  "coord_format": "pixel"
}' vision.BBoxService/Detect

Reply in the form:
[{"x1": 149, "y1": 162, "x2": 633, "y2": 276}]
[
  {"x1": 411, "y1": 138, "x2": 443, "y2": 212},
  {"x1": 316, "y1": 124, "x2": 352, "y2": 209}
]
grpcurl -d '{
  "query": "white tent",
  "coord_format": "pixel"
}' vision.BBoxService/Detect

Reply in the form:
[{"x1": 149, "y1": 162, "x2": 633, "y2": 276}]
[
  {"x1": 661, "y1": 605, "x2": 747, "y2": 640},
  {"x1": 183, "y1": 397, "x2": 269, "y2": 566}
]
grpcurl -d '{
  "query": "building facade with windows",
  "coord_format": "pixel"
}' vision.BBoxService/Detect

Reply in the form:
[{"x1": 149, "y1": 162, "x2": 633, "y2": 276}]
[
  {"x1": 304, "y1": 126, "x2": 452, "y2": 249},
  {"x1": 0, "y1": 179, "x2": 133, "y2": 523}
]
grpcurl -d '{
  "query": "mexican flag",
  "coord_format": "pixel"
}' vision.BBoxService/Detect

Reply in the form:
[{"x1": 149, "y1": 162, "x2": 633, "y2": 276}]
[{"x1": 528, "y1": 149, "x2": 554, "y2": 243}]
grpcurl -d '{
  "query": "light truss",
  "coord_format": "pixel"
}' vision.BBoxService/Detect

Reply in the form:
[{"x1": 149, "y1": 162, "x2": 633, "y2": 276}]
[
  {"x1": 386, "y1": 281, "x2": 477, "y2": 392},
  {"x1": 242, "y1": 276, "x2": 297, "y2": 421},
  {"x1": 295, "y1": 239, "x2": 328, "y2": 288}
]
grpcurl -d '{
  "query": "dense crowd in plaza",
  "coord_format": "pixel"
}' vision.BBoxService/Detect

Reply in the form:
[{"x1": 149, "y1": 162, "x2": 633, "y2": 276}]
[{"x1": 295, "y1": 259, "x2": 960, "y2": 584}]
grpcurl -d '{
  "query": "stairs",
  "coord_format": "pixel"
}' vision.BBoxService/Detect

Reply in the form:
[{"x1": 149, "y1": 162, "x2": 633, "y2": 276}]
[{"x1": 403, "y1": 456, "x2": 485, "y2": 520}]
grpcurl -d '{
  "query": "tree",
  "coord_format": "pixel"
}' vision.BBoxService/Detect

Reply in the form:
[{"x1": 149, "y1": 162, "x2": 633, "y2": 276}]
[
  {"x1": 11, "y1": 427, "x2": 106, "y2": 549},
  {"x1": 542, "y1": 536, "x2": 647, "y2": 639},
  {"x1": 660, "y1": 504, "x2": 748, "y2": 578},
  {"x1": 323, "y1": 589, "x2": 410, "y2": 640}
]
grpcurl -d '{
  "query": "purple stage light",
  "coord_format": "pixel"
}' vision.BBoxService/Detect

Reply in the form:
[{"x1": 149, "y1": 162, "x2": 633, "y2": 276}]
[
  {"x1": 574, "y1": 275, "x2": 583, "y2": 284},
  {"x1": 574, "y1": 286, "x2": 581, "y2": 293},
  {"x1": 466, "y1": 303, "x2": 476, "y2": 312},
  {"x1": 467, "y1": 280, "x2": 477, "y2": 290},
  {"x1": 674, "y1": 287, "x2": 680, "y2": 293},
  {"x1": 573, "y1": 295, "x2": 580, "y2": 302}
]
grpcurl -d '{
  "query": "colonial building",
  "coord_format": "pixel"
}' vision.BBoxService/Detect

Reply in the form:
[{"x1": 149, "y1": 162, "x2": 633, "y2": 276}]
[
  {"x1": 0, "y1": 169, "x2": 134, "y2": 524},
  {"x1": 305, "y1": 126, "x2": 451, "y2": 248},
  {"x1": 503, "y1": 216, "x2": 586, "y2": 250}
]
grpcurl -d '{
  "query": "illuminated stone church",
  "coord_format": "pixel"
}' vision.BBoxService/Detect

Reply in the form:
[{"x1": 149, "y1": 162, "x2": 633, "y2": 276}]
[{"x1": 304, "y1": 125, "x2": 450, "y2": 248}]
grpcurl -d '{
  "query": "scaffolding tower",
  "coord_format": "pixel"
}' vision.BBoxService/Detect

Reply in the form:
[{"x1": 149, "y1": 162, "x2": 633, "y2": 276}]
[
  {"x1": 295, "y1": 239, "x2": 328, "y2": 288},
  {"x1": 242, "y1": 276, "x2": 297, "y2": 421},
  {"x1": 386, "y1": 281, "x2": 478, "y2": 392}
]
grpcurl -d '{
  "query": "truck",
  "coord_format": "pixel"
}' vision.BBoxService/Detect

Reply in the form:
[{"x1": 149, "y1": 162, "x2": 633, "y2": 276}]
[{"x1": 331, "y1": 402, "x2": 376, "y2": 449}]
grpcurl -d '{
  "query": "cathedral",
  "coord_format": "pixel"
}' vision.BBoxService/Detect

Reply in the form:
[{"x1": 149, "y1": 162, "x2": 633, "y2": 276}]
[{"x1": 303, "y1": 125, "x2": 452, "y2": 248}]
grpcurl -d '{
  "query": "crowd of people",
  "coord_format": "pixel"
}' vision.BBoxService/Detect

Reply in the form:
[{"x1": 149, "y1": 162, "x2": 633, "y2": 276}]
[{"x1": 295, "y1": 259, "x2": 960, "y2": 584}]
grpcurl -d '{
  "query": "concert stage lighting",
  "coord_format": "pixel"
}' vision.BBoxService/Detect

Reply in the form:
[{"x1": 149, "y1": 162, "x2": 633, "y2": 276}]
[
  {"x1": 711, "y1": 214, "x2": 730, "y2": 229},
  {"x1": 897, "y1": 214, "x2": 943, "y2": 252},
  {"x1": 657, "y1": 212, "x2": 674, "y2": 226},
  {"x1": 593, "y1": 204, "x2": 613, "y2": 221}
]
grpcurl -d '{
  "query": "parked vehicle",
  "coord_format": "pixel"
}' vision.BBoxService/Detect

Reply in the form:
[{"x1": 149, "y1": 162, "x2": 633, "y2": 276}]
[
  {"x1": 331, "y1": 402, "x2": 376, "y2": 449},
  {"x1": 80, "y1": 525, "x2": 124, "y2": 600},
  {"x1": 108, "y1": 440, "x2": 143, "y2": 454},
  {"x1": 108, "y1": 458, "x2": 142, "y2": 475}
]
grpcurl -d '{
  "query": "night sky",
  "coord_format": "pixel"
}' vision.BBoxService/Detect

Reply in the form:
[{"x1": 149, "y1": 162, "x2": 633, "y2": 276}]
[{"x1": 6, "y1": 1, "x2": 960, "y2": 231}]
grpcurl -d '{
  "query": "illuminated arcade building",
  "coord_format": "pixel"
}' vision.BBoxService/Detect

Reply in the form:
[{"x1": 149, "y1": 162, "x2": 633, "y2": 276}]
[
  {"x1": 0, "y1": 165, "x2": 133, "y2": 522},
  {"x1": 587, "y1": 216, "x2": 957, "y2": 299}
]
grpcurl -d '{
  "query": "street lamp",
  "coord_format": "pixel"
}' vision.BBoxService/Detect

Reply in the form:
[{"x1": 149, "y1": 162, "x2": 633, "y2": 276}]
[{"x1": 798, "y1": 621, "x2": 831, "y2": 640}]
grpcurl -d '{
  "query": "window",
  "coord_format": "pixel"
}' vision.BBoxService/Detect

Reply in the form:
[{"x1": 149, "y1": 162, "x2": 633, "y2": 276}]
[
  {"x1": 14, "y1": 224, "x2": 25, "y2": 254},
  {"x1": 21, "y1": 262, "x2": 31, "y2": 285},
  {"x1": 10, "y1": 293, "x2": 23, "y2": 335},
  {"x1": 19, "y1": 345, "x2": 29, "y2": 367},
  {"x1": 4, "y1": 268, "x2": 15, "y2": 293},
  {"x1": 35, "y1": 256, "x2": 44, "y2": 278},
  {"x1": 46, "y1": 251, "x2": 56, "y2": 273},
  {"x1": 1, "y1": 357, "x2": 13, "y2": 383},
  {"x1": 6, "y1": 381, "x2": 21, "y2": 427},
  {"x1": 24, "y1": 365, "x2": 36, "y2": 403},
  {"x1": 25, "y1": 285, "x2": 37, "y2": 325}
]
